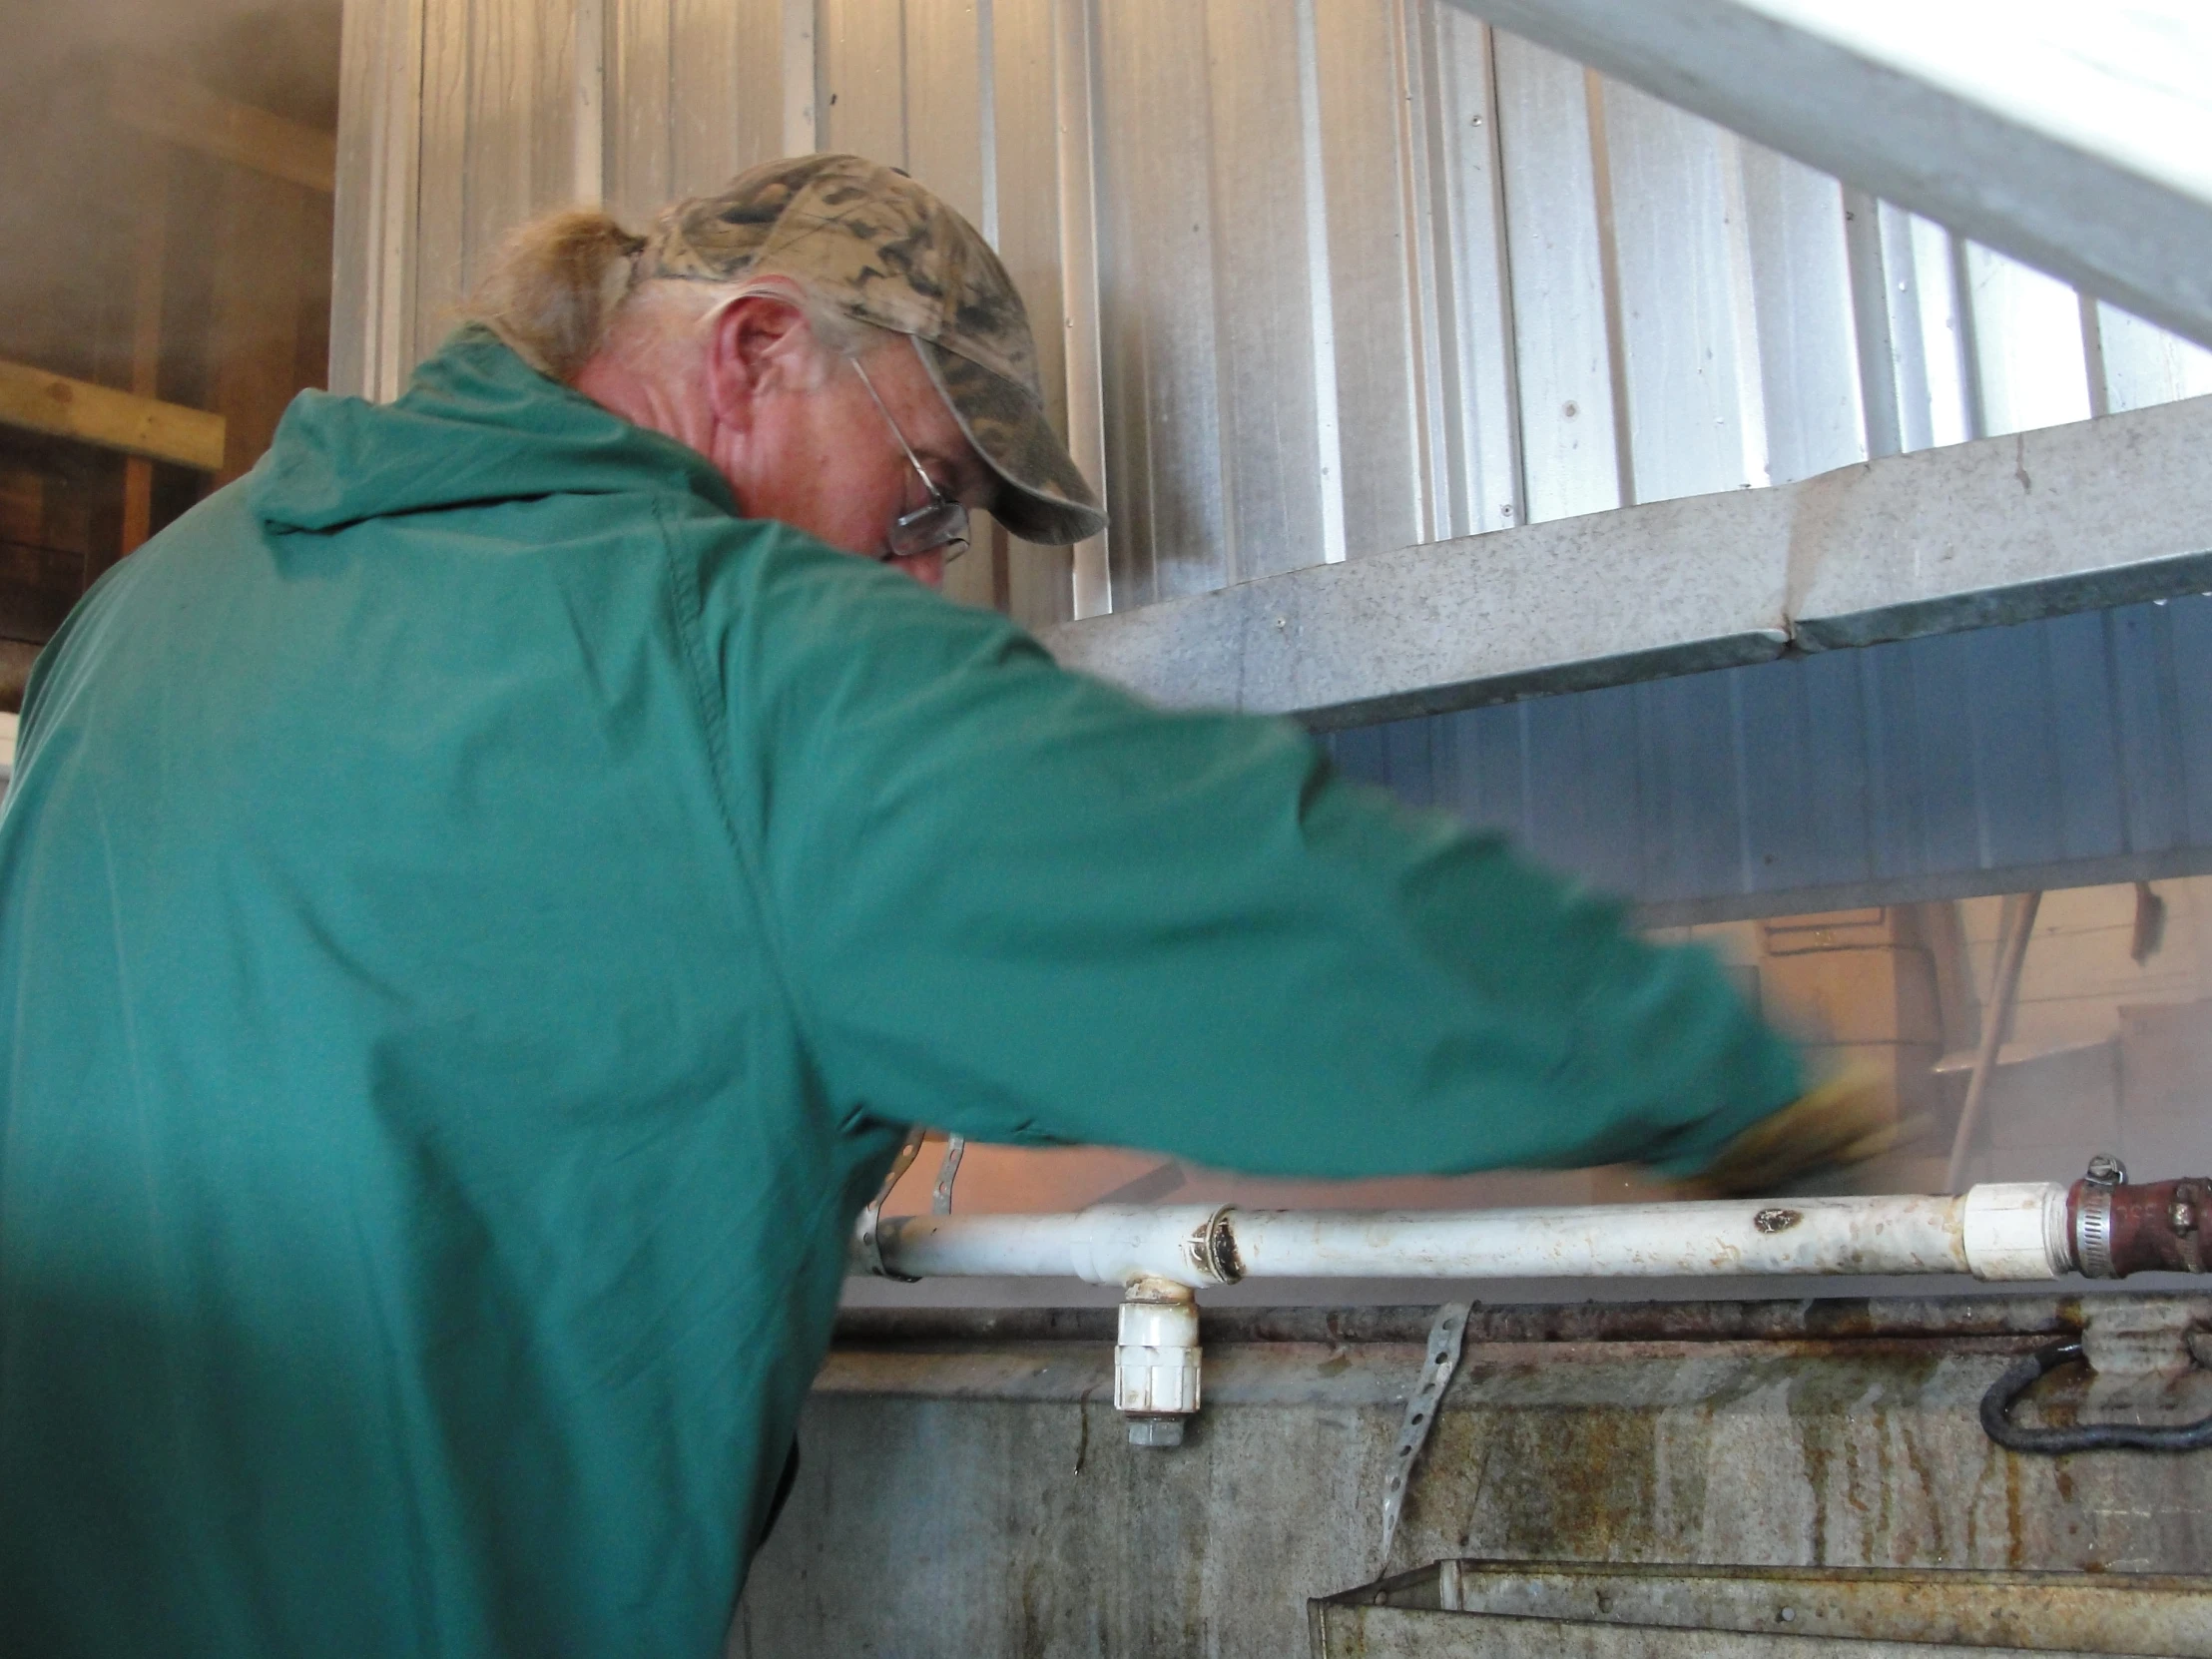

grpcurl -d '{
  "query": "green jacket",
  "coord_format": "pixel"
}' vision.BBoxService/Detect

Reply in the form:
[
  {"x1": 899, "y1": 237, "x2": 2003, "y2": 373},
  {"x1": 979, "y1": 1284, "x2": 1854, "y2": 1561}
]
[{"x1": 0, "y1": 328, "x2": 1798, "y2": 1656}]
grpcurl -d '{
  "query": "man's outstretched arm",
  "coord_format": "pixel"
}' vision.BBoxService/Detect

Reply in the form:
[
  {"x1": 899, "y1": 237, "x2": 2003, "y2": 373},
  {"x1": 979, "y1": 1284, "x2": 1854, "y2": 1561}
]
[{"x1": 704, "y1": 528, "x2": 1803, "y2": 1182}]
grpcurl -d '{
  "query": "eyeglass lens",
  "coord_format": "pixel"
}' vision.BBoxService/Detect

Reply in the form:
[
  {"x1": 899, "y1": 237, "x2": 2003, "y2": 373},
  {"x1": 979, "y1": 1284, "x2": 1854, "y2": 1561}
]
[
  {"x1": 849, "y1": 354, "x2": 970, "y2": 563},
  {"x1": 891, "y1": 499, "x2": 969, "y2": 561}
]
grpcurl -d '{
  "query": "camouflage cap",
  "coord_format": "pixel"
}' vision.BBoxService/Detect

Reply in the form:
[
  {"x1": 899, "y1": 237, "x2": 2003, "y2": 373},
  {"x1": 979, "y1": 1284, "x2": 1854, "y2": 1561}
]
[{"x1": 640, "y1": 153, "x2": 1104, "y2": 547}]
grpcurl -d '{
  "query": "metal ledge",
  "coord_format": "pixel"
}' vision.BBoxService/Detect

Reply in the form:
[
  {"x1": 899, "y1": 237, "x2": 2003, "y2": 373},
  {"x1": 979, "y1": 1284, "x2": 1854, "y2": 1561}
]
[{"x1": 1040, "y1": 396, "x2": 2212, "y2": 732}]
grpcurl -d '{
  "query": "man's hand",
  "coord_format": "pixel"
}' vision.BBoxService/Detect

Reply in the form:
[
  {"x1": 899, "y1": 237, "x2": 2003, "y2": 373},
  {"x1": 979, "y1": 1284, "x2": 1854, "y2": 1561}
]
[{"x1": 1679, "y1": 1068, "x2": 1899, "y2": 1199}]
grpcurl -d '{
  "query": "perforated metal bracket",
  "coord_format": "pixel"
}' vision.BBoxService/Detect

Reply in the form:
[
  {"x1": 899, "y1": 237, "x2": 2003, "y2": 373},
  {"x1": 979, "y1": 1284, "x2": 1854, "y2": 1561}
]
[
  {"x1": 854, "y1": 1126, "x2": 928, "y2": 1281},
  {"x1": 931, "y1": 1134, "x2": 966, "y2": 1215},
  {"x1": 1380, "y1": 1302, "x2": 1470, "y2": 1572}
]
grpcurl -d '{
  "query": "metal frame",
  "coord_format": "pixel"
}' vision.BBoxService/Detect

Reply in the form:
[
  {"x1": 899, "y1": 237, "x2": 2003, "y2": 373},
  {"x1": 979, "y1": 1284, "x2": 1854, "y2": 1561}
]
[{"x1": 1444, "y1": 0, "x2": 2212, "y2": 353}]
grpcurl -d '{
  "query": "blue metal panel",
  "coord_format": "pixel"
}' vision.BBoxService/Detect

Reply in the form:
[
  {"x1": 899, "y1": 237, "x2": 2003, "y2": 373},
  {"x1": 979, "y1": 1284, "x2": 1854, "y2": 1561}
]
[
  {"x1": 2044, "y1": 608, "x2": 2126, "y2": 861},
  {"x1": 1326, "y1": 594, "x2": 2212, "y2": 920},
  {"x1": 2174, "y1": 598, "x2": 2212, "y2": 844}
]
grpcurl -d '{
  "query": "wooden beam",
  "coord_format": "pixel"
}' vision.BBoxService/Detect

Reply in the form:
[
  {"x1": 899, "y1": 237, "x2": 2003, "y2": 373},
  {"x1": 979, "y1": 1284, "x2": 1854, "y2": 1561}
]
[
  {"x1": 108, "y1": 59, "x2": 336, "y2": 196},
  {"x1": 0, "y1": 360, "x2": 226, "y2": 473}
]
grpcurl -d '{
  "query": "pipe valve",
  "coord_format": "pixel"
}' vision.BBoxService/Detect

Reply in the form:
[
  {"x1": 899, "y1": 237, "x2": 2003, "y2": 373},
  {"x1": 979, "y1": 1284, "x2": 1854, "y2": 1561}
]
[{"x1": 1116, "y1": 1277, "x2": 1200, "y2": 1447}]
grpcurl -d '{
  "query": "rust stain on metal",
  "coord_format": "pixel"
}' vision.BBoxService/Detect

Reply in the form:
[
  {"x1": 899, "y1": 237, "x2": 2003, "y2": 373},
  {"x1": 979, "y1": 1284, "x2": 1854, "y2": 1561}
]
[
  {"x1": 756, "y1": 1295, "x2": 2212, "y2": 1657},
  {"x1": 2006, "y1": 1452, "x2": 2025, "y2": 1570}
]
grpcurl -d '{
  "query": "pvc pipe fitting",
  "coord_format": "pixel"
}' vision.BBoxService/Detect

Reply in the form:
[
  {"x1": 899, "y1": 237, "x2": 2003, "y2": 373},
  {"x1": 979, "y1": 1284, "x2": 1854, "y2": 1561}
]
[{"x1": 1117, "y1": 1278, "x2": 1200, "y2": 1447}]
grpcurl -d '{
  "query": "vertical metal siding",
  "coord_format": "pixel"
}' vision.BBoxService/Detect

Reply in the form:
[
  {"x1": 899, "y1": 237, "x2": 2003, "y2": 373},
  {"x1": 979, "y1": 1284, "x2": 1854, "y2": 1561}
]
[
  {"x1": 991, "y1": 0, "x2": 1081, "y2": 627},
  {"x1": 1964, "y1": 242, "x2": 2092, "y2": 437},
  {"x1": 1091, "y1": 1, "x2": 1229, "y2": 609},
  {"x1": 1200, "y1": 2, "x2": 1331, "y2": 586},
  {"x1": 1421, "y1": 4, "x2": 1521, "y2": 538},
  {"x1": 1314, "y1": 0, "x2": 1428, "y2": 559},
  {"x1": 1325, "y1": 596, "x2": 2212, "y2": 919},
  {"x1": 333, "y1": 0, "x2": 2212, "y2": 635},
  {"x1": 2097, "y1": 297, "x2": 2212, "y2": 414},
  {"x1": 1602, "y1": 80, "x2": 1768, "y2": 503},
  {"x1": 1491, "y1": 39, "x2": 1619, "y2": 523}
]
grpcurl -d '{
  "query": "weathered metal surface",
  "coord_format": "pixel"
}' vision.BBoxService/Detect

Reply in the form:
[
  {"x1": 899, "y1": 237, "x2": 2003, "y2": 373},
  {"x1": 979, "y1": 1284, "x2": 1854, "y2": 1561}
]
[
  {"x1": 1318, "y1": 1604, "x2": 2186, "y2": 1658},
  {"x1": 734, "y1": 1295, "x2": 2212, "y2": 1658},
  {"x1": 828, "y1": 1293, "x2": 2131, "y2": 1350},
  {"x1": 1316, "y1": 1559, "x2": 2212, "y2": 1656}
]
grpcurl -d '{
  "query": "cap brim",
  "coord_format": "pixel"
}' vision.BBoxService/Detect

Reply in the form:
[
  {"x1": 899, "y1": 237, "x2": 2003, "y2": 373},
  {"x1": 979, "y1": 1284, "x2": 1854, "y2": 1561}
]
[{"x1": 915, "y1": 338, "x2": 1106, "y2": 547}]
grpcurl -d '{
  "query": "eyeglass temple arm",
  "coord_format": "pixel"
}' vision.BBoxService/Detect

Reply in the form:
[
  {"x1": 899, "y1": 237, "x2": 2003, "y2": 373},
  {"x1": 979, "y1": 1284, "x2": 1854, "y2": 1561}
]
[{"x1": 847, "y1": 356, "x2": 943, "y2": 502}]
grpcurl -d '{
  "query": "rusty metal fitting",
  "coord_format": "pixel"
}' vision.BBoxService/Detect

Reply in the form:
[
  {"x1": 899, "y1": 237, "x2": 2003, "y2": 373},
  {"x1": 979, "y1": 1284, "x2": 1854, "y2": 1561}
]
[{"x1": 2066, "y1": 1158, "x2": 2211, "y2": 1278}]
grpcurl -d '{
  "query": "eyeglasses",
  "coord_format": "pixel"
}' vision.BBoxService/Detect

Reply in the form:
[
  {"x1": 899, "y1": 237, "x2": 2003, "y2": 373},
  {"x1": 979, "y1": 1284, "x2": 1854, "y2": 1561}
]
[{"x1": 848, "y1": 356, "x2": 970, "y2": 564}]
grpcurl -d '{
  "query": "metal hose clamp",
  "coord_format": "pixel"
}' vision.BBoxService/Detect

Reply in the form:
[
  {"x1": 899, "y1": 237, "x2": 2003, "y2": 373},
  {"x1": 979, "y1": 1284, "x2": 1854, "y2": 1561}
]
[{"x1": 2074, "y1": 1153, "x2": 2127, "y2": 1279}]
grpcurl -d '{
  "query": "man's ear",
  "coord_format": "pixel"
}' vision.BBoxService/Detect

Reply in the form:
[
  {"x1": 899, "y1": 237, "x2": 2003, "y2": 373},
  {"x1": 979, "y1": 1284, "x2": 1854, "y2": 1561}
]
[{"x1": 702, "y1": 295, "x2": 811, "y2": 432}]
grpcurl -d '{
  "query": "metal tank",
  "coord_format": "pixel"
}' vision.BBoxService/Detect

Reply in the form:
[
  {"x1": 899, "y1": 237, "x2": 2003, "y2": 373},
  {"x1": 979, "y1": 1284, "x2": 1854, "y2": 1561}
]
[
  {"x1": 723, "y1": 1173, "x2": 2212, "y2": 1654},
  {"x1": 733, "y1": 1294, "x2": 2212, "y2": 1656}
]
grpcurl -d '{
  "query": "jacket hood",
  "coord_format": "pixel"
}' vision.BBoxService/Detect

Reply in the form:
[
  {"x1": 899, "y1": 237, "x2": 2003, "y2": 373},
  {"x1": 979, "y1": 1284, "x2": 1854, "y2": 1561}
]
[{"x1": 250, "y1": 326, "x2": 737, "y2": 534}]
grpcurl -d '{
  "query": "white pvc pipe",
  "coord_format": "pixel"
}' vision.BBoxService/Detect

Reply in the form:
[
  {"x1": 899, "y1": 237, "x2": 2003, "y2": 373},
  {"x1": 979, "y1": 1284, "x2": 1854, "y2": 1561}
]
[
  {"x1": 862, "y1": 1184, "x2": 2075, "y2": 1287},
  {"x1": 872, "y1": 1205, "x2": 1237, "y2": 1287},
  {"x1": 1238, "y1": 1194, "x2": 1961, "y2": 1279}
]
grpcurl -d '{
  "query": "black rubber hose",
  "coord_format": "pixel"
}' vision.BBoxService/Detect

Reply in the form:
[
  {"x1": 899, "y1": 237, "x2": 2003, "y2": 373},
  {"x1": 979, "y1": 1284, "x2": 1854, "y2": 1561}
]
[{"x1": 1981, "y1": 1341, "x2": 2212, "y2": 1453}]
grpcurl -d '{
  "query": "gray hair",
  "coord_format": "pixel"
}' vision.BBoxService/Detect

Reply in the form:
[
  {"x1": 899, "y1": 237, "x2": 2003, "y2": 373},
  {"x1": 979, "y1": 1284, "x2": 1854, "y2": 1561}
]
[{"x1": 462, "y1": 204, "x2": 890, "y2": 383}]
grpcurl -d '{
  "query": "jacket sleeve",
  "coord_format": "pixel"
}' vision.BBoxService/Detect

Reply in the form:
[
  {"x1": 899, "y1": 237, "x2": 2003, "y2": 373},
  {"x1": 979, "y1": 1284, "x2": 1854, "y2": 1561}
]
[{"x1": 689, "y1": 523, "x2": 1802, "y2": 1180}]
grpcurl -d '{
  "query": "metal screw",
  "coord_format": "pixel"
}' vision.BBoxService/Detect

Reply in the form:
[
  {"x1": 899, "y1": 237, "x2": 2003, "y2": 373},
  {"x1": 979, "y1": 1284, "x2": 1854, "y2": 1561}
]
[{"x1": 2086, "y1": 1153, "x2": 2128, "y2": 1187}]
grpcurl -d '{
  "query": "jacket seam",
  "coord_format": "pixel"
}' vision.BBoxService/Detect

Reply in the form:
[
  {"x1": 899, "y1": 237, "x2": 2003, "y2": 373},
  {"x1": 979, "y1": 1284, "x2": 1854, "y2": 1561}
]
[{"x1": 652, "y1": 498, "x2": 839, "y2": 1096}]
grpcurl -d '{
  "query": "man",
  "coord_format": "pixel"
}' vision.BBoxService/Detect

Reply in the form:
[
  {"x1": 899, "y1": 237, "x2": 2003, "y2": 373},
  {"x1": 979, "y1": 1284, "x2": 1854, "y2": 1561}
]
[{"x1": 0, "y1": 155, "x2": 1866, "y2": 1655}]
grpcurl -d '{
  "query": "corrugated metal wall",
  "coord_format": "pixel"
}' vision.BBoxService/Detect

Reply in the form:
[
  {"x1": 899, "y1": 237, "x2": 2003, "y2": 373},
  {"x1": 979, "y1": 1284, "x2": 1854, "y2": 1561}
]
[
  {"x1": 332, "y1": 0, "x2": 2212, "y2": 634},
  {"x1": 1326, "y1": 594, "x2": 2212, "y2": 923}
]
